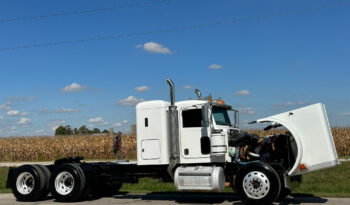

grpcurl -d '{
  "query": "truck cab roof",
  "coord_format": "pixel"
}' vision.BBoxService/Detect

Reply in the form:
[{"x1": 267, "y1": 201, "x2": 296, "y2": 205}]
[{"x1": 136, "y1": 100, "x2": 208, "y2": 110}]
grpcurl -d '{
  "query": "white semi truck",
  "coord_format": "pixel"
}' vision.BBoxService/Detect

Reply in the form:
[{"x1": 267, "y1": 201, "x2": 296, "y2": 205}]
[{"x1": 6, "y1": 79, "x2": 339, "y2": 205}]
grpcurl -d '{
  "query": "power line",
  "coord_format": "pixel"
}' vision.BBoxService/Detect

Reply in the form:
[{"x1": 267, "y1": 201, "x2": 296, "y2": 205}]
[
  {"x1": 0, "y1": 2, "x2": 349, "y2": 52},
  {"x1": 0, "y1": 0, "x2": 175, "y2": 23}
]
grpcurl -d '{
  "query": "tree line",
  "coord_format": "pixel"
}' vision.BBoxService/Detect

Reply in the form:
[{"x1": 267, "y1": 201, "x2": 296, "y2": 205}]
[{"x1": 55, "y1": 125, "x2": 110, "y2": 136}]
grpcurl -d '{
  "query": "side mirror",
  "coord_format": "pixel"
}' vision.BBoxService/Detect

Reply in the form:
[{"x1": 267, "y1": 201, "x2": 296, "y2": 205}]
[
  {"x1": 201, "y1": 105, "x2": 209, "y2": 127},
  {"x1": 233, "y1": 110, "x2": 239, "y2": 128}
]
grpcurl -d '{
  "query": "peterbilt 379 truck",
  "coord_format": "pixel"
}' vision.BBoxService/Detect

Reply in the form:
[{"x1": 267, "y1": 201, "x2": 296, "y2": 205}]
[{"x1": 6, "y1": 79, "x2": 339, "y2": 205}]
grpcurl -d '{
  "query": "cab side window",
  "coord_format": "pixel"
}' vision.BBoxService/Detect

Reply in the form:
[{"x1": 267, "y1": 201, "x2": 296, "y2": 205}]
[{"x1": 182, "y1": 109, "x2": 202, "y2": 128}]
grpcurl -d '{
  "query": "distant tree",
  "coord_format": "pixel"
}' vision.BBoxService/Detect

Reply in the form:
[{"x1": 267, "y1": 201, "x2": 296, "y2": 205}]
[
  {"x1": 55, "y1": 125, "x2": 106, "y2": 136},
  {"x1": 64, "y1": 125, "x2": 73, "y2": 135},
  {"x1": 92, "y1": 128, "x2": 101, "y2": 134},
  {"x1": 55, "y1": 126, "x2": 66, "y2": 135},
  {"x1": 55, "y1": 125, "x2": 73, "y2": 135},
  {"x1": 78, "y1": 126, "x2": 90, "y2": 134}
]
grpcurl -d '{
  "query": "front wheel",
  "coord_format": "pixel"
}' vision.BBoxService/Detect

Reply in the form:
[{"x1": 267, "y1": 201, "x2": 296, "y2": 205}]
[{"x1": 235, "y1": 162, "x2": 281, "y2": 205}]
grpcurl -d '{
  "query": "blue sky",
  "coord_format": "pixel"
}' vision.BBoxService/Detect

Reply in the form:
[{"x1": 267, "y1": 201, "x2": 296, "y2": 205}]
[{"x1": 0, "y1": 0, "x2": 349, "y2": 136}]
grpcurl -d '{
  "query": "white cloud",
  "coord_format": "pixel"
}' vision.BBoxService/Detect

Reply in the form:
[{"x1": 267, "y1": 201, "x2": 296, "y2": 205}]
[
  {"x1": 135, "y1": 86, "x2": 150, "y2": 92},
  {"x1": 7, "y1": 110, "x2": 20, "y2": 116},
  {"x1": 49, "y1": 120, "x2": 66, "y2": 125},
  {"x1": 118, "y1": 96, "x2": 144, "y2": 106},
  {"x1": 0, "y1": 103, "x2": 11, "y2": 110},
  {"x1": 0, "y1": 115, "x2": 3, "y2": 120},
  {"x1": 88, "y1": 117, "x2": 104, "y2": 123},
  {"x1": 17, "y1": 117, "x2": 31, "y2": 125},
  {"x1": 35, "y1": 129, "x2": 44, "y2": 134},
  {"x1": 55, "y1": 108, "x2": 80, "y2": 113},
  {"x1": 40, "y1": 108, "x2": 50, "y2": 114},
  {"x1": 10, "y1": 126, "x2": 16, "y2": 130},
  {"x1": 50, "y1": 126, "x2": 58, "y2": 131},
  {"x1": 113, "y1": 123, "x2": 122, "y2": 127},
  {"x1": 40, "y1": 108, "x2": 80, "y2": 114},
  {"x1": 139, "y1": 42, "x2": 172, "y2": 54},
  {"x1": 273, "y1": 100, "x2": 309, "y2": 110},
  {"x1": 113, "y1": 120, "x2": 128, "y2": 127},
  {"x1": 238, "y1": 107, "x2": 255, "y2": 115},
  {"x1": 7, "y1": 96, "x2": 36, "y2": 101},
  {"x1": 297, "y1": 100, "x2": 309, "y2": 105},
  {"x1": 7, "y1": 110, "x2": 31, "y2": 116},
  {"x1": 338, "y1": 113, "x2": 350, "y2": 116},
  {"x1": 47, "y1": 120, "x2": 66, "y2": 131},
  {"x1": 61, "y1": 83, "x2": 88, "y2": 92},
  {"x1": 88, "y1": 117, "x2": 108, "y2": 125},
  {"x1": 183, "y1": 85, "x2": 193, "y2": 90},
  {"x1": 235, "y1": 90, "x2": 250, "y2": 96},
  {"x1": 135, "y1": 44, "x2": 142, "y2": 48},
  {"x1": 208, "y1": 64, "x2": 222, "y2": 69}
]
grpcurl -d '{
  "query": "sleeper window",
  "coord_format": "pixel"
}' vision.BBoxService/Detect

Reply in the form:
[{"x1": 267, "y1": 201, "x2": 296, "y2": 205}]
[{"x1": 145, "y1": 118, "x2": 148, "y2": 127}]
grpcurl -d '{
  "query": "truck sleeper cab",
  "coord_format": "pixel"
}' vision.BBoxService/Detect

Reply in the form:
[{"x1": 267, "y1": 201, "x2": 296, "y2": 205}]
[{"x1": 6, "y1": 79, "x2": 339, "y2": 205}]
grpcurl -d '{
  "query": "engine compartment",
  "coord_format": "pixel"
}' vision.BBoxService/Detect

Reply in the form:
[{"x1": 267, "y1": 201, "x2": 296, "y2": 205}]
[{"x1": 228, "y1": 129, "x2": 298, "y2": 170}]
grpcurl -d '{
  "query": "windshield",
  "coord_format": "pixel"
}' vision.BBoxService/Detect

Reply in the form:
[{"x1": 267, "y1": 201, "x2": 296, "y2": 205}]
[{"x1": 212, "y1": 107, "x2": 231, "y2": 126}]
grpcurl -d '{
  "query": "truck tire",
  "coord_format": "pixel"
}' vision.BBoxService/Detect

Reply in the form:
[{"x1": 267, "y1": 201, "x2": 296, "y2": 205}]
[
  {"x1": 11, "y1": 165, "x2": 46, "y2": 201},
  {"x1": 49, "y1": 163, "x2": 86, "y2": 202},
  {"x1": 235, "y1": 162, "x2": 281, "y2": 205},
  {"x1": 34, "y1": 164, "x2": 51, "y2": 200}
]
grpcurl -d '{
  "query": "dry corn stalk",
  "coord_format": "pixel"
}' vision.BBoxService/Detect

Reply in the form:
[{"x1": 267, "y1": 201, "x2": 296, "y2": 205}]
[{"x1": 0, "y1": 128, "x2": 349, "y2": 162}]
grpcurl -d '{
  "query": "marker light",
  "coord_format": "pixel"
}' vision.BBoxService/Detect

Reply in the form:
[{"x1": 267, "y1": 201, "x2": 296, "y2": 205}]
[{"x1": 300, "y1": 163, "x2": 307, "y2": 170}]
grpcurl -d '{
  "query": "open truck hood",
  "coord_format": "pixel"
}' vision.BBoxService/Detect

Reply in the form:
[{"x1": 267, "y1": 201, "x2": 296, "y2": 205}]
[{"x1": 253, "y1": 103, "x2": 339, "y2": 176}]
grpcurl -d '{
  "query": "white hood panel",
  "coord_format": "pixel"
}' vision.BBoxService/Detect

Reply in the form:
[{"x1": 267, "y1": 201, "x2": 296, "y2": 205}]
[{"x1": 255, "y1": 103, "x2": 339, "y2": 176}]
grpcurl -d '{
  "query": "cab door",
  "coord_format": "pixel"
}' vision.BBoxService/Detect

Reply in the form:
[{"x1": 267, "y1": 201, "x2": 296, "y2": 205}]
[{"x1": 179, "y1": 107, "x2": 210, "y2": 159}]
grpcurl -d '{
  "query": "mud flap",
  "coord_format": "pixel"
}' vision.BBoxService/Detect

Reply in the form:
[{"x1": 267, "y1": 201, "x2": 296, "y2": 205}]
[
  {"x1": 6, "y1": 167, "x2": 15, "y2": 188},
  {"x1": 253, "y1": 103, "x2": 339, "y2": 176}
]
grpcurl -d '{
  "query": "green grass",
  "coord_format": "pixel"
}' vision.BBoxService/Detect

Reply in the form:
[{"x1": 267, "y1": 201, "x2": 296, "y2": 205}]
[
  {"x1": 1, "y1": 162, "x2": 350, "y2": 197},
  {"x1": 120, "y1": 178, "x2": 176, "y2": 193},
  {"x1": 292, "y1": 162, "x2": 350, "y2": 197},
  {"x1": 0, "y1": 167, "x2": 10, "y2": 193}
]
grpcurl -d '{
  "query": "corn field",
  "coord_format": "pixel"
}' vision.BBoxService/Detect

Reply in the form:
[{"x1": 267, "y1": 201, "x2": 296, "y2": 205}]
[
  {"x1": 0, "y1": 128, "x2": 349, "y2": 162},
  {"x1": 0, "y1": 134, "x2": 136, "y2": 162}
]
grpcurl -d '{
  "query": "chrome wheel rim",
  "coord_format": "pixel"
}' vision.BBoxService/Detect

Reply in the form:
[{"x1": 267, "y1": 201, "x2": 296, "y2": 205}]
[
  {"x1": 16, "y1": 172, "x2": 35, "y2": 195},
  {"x1": 54, "y1": 171, "x2": 75, "y2": 195},
  {"x1": 242, "y1": 171, "x2": 270, "y2": 199}
]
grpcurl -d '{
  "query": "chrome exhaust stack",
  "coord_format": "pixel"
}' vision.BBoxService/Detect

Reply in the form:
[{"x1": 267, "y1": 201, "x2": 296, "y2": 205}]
[
  {"x1": 166, "y1": 78, "x2": 179, "y2": 179},
  {"x1": 166, "y1": 78, "x2": 179, "y2": 159},
  {"x1": 167, "y1": 79, "x2": 175, "y2": 106}
]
